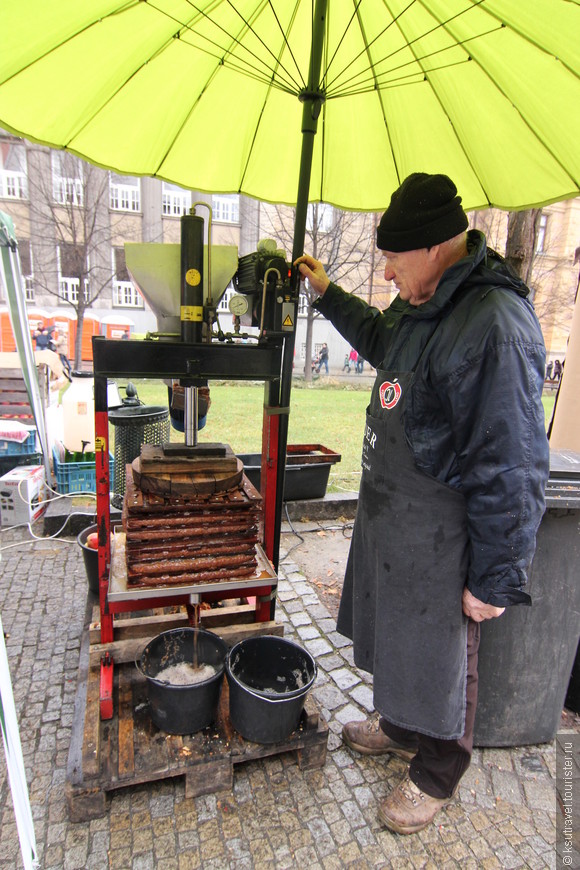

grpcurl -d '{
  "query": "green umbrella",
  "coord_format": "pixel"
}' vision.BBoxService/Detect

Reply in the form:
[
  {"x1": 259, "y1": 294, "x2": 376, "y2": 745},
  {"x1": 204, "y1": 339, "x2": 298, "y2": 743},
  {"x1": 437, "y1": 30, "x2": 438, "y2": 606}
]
[
  {"x1": 1, "y1": 0, "x2": 579, "y2": 237},
  {"x1": 1, "y1": 0, "x2": 579, "y2": 564}
]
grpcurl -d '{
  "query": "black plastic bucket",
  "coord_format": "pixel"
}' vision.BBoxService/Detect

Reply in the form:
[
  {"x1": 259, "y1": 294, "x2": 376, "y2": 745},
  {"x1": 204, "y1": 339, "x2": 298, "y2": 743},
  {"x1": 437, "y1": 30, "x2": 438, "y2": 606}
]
[
  {"x1": 226, "y1": 635, "x2": 317, "y2": 744},
  {"x1": 77, "y1": 522, "x2": 121, "y2": 595},
  {"x1": 77, "y1": 523, "x2": 100, "y2": 594},
  {"x1": 136, "y1": 628, "x2": 228, "y2": 735}
]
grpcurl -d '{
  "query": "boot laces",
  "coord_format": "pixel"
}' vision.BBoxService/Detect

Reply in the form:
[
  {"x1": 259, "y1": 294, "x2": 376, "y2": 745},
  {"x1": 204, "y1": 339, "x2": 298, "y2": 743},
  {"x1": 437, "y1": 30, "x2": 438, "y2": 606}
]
[{"x1": 400, "y1": 776, "x2": 426, "y2": 806}]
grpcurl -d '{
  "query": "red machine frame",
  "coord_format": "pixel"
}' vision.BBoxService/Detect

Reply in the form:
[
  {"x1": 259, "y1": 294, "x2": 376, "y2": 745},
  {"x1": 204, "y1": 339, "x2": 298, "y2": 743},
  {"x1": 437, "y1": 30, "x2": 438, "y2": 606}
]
[{"x1": 92, "y1": 335, "x2": 289, "y2": 719}]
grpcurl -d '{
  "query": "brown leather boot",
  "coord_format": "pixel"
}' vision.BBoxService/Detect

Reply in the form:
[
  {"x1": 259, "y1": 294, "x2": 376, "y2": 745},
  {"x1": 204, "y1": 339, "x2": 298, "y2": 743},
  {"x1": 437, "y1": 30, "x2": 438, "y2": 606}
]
[
  {"x1": 378, "y1": 775, "x2": 453, "y2": 834},
  {"x1": 342, "y1": 719, "x2": 418, "y2": 759}
]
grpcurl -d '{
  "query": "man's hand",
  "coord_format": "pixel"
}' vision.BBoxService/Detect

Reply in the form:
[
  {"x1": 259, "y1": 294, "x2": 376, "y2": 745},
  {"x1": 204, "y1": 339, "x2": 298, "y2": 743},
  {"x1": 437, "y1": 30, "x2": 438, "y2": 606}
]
[
  {"x1": 294, "y1": 254, "x2": 330, "y2": 296},
  {"x1": 462, "y1": 587, "x2": 505, "y2": 622}
]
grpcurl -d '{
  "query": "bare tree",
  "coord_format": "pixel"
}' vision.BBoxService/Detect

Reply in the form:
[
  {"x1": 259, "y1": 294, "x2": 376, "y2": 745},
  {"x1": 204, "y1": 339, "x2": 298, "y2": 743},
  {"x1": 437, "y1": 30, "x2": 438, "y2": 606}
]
[
  {"x1": 26, "y1": 148, "x2": 129, "y2": 368},
  {"x1": 505, "y1": 209, "x2": 542, "y2": 288},
  {"x1": 260, "y1": 203, "x2": 376, "y2": 379}
]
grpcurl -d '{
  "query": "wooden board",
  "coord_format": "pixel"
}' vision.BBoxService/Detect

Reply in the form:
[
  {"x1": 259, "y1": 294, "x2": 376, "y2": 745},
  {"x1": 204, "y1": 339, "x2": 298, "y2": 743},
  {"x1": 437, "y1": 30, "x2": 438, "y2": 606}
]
[
  {"x1": 139, "y1": 443, "x2": 239, "y2": 474},
  {"x1": 132, "y1": 456, "x2": 244, "y2": 496},
  {"x1": 67, "y1": 644, "x2": 328, "y2": 821}
]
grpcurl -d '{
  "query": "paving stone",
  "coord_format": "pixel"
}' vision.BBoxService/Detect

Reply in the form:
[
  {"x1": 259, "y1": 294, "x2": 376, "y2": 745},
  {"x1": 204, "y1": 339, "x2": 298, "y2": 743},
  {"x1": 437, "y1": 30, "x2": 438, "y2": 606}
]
[
  {"x1": 349, "y1": 683, "x2": 375, "y2": 712},
  {"x1": 304, "y1": 637, "x2": 333, "y2": 657},
  {"x1": 522, "y1": 778, "x2": 557, "y2": 812},
  {"x1": 490, "y1": 768, "x2": 522, "y2": 804},
  {"x1": 316, "y1": 653, "x2": 345, "y2": 672},
  {"x1": 334, "y1": 702, "x2": 367, "y2": 725},
  {"x1": 330, "y1": 667, "x2": 360, "y2": 691},
  {"x1": 297, "y1": 624, "x2": 320, "y2": 640}
]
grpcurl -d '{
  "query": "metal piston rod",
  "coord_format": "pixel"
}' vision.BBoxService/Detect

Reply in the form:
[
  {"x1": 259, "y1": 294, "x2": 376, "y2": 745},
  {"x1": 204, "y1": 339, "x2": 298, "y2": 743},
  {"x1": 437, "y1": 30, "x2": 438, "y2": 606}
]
[{"x1": 184, "y1": 385, "x2": 198, "y2": 447}]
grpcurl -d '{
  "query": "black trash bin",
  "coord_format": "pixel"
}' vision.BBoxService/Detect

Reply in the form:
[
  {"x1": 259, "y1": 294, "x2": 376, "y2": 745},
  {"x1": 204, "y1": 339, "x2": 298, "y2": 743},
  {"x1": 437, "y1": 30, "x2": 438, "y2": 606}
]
[
  {"x1": 565, "y1": 642, "x2": 580, "y2": 713},
  {"x1": 474, "y1": 449, "x2": 580, "y2": 747},
  {"x1": 109, "y1": 404, "x2": 170, "y2": 506}
]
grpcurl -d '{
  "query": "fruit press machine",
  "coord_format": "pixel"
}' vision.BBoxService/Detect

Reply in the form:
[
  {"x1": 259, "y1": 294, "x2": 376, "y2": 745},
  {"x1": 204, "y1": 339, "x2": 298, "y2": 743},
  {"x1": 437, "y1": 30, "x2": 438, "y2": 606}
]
[{"x1": 91, "y1": 204, "x2": 300, "y2": 720}]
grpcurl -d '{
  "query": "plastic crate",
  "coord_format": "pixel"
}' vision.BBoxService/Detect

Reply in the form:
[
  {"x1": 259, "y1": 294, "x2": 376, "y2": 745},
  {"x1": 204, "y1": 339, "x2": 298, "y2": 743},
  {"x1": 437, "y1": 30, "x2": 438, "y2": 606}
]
[
  {"x1": 0, "y1": 428, "x2": 37, "y2": 455},
  {"x1": 52, "y1": 449, "x2": 114, "y2": 494}
]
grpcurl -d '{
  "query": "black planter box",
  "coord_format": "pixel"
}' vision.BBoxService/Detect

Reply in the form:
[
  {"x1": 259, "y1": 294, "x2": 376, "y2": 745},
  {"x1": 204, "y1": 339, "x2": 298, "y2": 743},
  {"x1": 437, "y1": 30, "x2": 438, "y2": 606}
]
[{"x1": 238, "y1": 444, "x2": 341, "y2": 501}]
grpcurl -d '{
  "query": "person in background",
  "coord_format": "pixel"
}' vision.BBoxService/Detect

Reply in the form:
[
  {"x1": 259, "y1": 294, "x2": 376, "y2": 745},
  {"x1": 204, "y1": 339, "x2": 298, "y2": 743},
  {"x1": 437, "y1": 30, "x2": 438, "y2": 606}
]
[
  {"x1": 316, "y1": 342, "x2": 329, "y2": 374},
  {"x1": 295, "y1": 172, "x2": 549, "y2": 835},
  {"x1": 33, "y1": 324, "x2": 50, "y2": 350},
  {"x1": 54, "y1": 332, "x2": 72, "y2": 381},
  {"x1": 349, "y1": 347, "x2": 358, "y2": 372}
]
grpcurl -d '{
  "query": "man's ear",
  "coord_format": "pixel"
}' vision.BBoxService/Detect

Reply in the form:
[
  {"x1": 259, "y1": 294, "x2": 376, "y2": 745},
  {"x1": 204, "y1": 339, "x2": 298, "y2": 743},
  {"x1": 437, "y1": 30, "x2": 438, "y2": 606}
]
[{"x1": 427, "y1": 243, "x2": 441, "y2": 262}]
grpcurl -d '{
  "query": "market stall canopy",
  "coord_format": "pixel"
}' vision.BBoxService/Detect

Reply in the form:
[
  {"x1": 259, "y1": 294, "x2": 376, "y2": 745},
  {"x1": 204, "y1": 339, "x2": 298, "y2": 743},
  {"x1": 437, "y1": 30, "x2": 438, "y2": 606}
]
[{"x1": 0, "y1": 0, "x2": 579, "y2": 213}]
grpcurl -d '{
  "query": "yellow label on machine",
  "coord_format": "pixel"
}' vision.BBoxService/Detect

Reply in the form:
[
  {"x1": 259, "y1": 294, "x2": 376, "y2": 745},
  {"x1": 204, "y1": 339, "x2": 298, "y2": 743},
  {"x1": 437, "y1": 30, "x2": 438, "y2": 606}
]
[
  {"x1": 181, "y1": 305, "x2": 203, "y2": 321},
  {"x1": 95, "y1": 436, "x2": 106, "y2": 452},
  {"x1": 185, "y1": 268, "x2": 201, "y2": 286}
]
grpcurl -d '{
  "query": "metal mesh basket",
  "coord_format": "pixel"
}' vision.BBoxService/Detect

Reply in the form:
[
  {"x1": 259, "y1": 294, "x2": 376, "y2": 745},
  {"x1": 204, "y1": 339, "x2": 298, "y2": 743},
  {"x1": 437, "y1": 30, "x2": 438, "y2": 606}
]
[{"x1": 109, "y1": 405, "x2": 170, "y2": 503}]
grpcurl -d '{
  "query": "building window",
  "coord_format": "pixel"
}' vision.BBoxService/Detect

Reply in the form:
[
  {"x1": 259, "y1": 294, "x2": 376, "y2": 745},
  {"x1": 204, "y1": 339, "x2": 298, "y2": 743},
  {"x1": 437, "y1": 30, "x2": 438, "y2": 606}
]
[
  {"x1": 212, "y1": 195, "x2": 239, "y2": 223},
  {"x1": 112, "y1": 247, "x2": 143, "y2": 307},
  {"x1": 52, "y1": 153, "x2": 84, "y2": 206},
  {"x1": 58, "y1": 244, "x2": 90, "y2": 303},
  {"x1": 536, "y1": 214, "x2": 548, "y2": 253},
  {"x1": 18, "y1": 240, "x2": 34, "y2": 301},
  {"x1": 162, "y1": 182, "x2": 191, "y2": 216},
  {"x1": 307, "y1": 203, "x2": 334, "y2": 233},
  {"x1": 113, "y1": 282, "x2": 142, "y2": 307},
  {"x1": 0, "y1": 140, "x2": 27, "y2": 200},
  {"x1": 110, "y1": 174, "x2": 141, "y2": 212}
]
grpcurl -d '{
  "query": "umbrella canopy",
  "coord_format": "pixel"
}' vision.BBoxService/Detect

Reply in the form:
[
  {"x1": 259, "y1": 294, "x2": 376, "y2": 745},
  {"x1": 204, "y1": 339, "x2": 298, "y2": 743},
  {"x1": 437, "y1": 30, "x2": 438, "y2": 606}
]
[{"x1": 0, "y1": 0, "x2": 579, "y2": 216}]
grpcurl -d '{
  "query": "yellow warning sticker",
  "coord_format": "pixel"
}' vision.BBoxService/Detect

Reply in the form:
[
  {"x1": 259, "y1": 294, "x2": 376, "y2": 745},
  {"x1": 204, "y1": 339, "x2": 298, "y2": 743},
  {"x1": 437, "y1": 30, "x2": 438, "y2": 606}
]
[
  {"x1": 282, "y1": 314, "x2": 294, "y2": 327},
  {"x1": 95, "y1": 436, "x2": 106, "y2": 453},
  {"x1": 181, "y1": 305, "x2": 203, "y2": 321},
  {"x1": 185, "y1": 268, "x2": 201, "y2": 286}
]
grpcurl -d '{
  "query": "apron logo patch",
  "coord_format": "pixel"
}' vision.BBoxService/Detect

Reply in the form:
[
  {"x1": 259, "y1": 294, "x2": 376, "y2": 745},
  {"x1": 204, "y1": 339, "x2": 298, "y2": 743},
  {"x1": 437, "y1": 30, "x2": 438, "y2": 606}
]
[{"x1": 379, "y1": 380, "x2": 402, "y2": 409}]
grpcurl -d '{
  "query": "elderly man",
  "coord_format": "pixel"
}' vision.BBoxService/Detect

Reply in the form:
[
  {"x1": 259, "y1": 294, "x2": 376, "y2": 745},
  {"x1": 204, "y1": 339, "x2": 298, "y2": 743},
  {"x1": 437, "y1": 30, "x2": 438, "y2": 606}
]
[{"x1": 295, "y1": 173, "x2": 549, "y2": 834}]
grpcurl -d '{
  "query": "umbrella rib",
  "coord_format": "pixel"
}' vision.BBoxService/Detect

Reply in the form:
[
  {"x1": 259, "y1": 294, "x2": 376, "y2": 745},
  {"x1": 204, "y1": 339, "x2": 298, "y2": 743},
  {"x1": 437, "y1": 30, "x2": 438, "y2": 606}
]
[
  {"x1": 236, "y1": 2, "x2": 308, "y2": 195},
  {"x1": 322, "y1": 0, "x2": 364, "y2": 90},
  {"x1": 418, "y1": 0, "x2": 580, "y2": 192},
  {"x1": 0, "y1": 0, "x2": 137, "y2": 86},
  {"x1": 264, "y1": 0, "x2": 307, "y2": 91},
  {"x1": 329, "y1": 25, "x2": 500, "y2": 98},
  {"x1": 178, "y1": 0, "x2": 305, "y2": 92},
  {"x1": 325, "y1": 0, "x2": 488, "y2": 97},
  {"x1": 149, "y1": 0, "x2": 304, "y2": 93},
  {"x1": 329, "y1": 56, "x2": 473, "y2": 99},
  {"x1": 463, "y1": 0, "x2": 580, "y2": 80}
]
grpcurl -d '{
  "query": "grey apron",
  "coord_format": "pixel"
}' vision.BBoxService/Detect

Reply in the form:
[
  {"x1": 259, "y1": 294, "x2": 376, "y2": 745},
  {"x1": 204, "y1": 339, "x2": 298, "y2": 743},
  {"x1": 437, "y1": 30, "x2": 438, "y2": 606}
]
[{"x1": 337, "y1": 367, "x2": 470, "y2": 739}]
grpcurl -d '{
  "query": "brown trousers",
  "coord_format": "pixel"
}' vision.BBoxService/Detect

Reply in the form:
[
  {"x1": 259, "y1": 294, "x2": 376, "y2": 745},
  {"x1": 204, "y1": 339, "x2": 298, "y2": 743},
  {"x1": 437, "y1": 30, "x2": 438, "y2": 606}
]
[{"x1": 380, "y1": 619, "x2": 480, "y2": 799}]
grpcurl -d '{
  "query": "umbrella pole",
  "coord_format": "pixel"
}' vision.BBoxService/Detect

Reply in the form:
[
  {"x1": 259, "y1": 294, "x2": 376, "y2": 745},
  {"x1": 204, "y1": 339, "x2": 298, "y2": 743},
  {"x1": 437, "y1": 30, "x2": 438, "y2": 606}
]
[{"x1": 263, "y1": 0, "x2": 327, "y2": 578}]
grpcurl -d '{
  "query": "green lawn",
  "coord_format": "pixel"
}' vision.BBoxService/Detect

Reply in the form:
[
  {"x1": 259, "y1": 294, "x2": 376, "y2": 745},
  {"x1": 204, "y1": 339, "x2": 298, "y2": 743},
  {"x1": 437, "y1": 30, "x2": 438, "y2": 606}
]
[{"x1": 118, "y1": 379, "x2": 556, "y2": 494}]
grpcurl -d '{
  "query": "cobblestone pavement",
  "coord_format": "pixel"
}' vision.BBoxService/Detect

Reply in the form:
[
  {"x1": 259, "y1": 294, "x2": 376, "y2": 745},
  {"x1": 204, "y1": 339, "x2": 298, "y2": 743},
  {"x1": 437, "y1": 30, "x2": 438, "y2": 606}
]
[{"x1": 0, "y1": 525, "x2": 565, "y2": 869}]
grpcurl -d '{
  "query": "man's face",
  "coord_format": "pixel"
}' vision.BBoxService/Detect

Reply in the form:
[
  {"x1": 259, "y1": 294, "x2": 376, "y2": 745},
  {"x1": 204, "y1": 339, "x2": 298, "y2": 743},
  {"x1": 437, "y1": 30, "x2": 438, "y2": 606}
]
[{"x1": 381, "y1": 247, "x2": 438, "y2": 306}]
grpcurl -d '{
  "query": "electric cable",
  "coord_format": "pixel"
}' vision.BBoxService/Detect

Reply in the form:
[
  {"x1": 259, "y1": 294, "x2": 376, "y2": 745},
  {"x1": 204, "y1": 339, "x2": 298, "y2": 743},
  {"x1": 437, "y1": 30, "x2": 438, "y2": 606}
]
[{"x1": 0, "y1": 478, "x2": 99, "y2": 552}]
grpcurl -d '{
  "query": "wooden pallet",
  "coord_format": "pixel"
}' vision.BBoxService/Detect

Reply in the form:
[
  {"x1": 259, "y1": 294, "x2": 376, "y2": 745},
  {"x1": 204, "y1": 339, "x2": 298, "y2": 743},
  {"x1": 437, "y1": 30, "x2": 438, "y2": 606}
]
[{"x1": 66, "y1": 620, "x2": 328, "y2": 821}]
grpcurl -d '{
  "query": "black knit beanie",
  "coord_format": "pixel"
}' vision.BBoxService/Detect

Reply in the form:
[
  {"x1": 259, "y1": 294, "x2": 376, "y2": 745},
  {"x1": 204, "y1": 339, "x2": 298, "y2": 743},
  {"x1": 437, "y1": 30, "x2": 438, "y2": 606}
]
[{"x1": 376, "y1": 173, "x2": 468, "y2": 252}]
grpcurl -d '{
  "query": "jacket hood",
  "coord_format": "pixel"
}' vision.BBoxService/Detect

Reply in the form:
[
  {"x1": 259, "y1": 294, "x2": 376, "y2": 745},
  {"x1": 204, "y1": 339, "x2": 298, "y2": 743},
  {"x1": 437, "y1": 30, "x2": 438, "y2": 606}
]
[{"x1": 463, "y1": 230, "x2": 529, "y2": 297}]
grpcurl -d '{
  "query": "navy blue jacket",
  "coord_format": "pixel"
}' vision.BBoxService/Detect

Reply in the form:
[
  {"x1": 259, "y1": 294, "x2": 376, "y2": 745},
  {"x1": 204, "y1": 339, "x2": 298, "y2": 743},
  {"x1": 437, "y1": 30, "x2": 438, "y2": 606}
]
[{"x1": 314, "y1": 230, "x2": 549, "y2": 607}]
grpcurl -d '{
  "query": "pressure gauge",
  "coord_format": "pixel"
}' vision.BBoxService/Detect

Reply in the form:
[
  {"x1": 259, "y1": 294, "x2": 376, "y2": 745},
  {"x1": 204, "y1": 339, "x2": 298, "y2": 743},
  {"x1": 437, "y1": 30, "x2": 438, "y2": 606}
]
[{"x1": 229, "y1": 294, "x2": 249, "y2": 316}]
